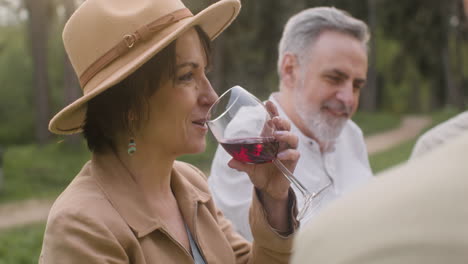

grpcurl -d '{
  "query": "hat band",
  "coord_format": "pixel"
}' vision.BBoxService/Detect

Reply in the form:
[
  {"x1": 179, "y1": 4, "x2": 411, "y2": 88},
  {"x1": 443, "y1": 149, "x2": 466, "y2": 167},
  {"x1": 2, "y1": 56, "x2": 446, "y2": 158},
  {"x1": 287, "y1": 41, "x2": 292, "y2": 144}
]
[{"x1": 79, "y1": 8, "x2": 193, "y2": 89}]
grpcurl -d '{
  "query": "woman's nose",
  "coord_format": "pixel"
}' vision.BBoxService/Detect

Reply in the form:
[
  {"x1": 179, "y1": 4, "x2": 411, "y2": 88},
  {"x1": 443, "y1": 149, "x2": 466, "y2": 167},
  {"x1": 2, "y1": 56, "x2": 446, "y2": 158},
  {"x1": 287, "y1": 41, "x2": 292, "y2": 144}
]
[{"x1": 199, "y1": 77, "x2": 218, "y2": 106}]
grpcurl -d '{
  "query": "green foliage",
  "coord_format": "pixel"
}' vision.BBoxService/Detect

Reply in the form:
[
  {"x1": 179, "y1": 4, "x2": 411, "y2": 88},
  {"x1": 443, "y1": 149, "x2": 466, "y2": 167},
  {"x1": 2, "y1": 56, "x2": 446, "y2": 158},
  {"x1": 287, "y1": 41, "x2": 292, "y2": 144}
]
[
  {"x1": 374, "y1": 29, "x2": 433, "y2": 113},
  {"x1": 1, "y1": 140, "x2": 90, "y2": 202},
  {"x1": 215, "y1": 0, "x2": 307, "y2": 98},
  {"x1": 0, "y1": 223, "x2": 45, "y2": 264},
  {"x1": 0, "y1": 25, "x2": 34, "y2": 144},
  {"x1": 0, "y1": 17, "x2": 66, "y2": 145},
  {"x1": 48, "y1": 21, "x2": 67, "y2": 116}
]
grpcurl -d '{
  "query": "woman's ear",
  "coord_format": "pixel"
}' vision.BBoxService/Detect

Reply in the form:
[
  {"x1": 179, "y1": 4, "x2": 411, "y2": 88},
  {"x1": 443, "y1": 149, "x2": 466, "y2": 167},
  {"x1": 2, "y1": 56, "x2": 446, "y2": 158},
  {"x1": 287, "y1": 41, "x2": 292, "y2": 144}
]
[{"x1": 280, "y1": 53, "x2": 299, "y2": 91}]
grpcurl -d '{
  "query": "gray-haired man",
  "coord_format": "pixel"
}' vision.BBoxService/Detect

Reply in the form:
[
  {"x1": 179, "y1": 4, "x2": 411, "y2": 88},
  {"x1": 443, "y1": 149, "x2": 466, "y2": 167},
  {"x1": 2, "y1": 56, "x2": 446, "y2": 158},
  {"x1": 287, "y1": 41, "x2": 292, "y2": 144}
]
[{"x1": 209, "y1": 7, "x2": 373, "y2": 240}]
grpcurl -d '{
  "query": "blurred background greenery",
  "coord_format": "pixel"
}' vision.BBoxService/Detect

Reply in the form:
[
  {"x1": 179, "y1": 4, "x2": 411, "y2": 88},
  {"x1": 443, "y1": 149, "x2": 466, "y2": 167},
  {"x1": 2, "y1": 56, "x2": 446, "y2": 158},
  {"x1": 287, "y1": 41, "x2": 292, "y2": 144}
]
[{"x1": 0, "y1": 0, "x2": 467, "y2": 262}]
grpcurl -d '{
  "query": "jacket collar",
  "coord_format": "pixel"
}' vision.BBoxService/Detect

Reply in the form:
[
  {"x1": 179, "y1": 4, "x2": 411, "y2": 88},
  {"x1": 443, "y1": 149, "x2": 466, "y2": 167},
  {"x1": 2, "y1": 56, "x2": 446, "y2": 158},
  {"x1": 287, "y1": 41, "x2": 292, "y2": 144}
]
[{"x1": 90, "y1": 151, "x2": 210, "y2": 238}]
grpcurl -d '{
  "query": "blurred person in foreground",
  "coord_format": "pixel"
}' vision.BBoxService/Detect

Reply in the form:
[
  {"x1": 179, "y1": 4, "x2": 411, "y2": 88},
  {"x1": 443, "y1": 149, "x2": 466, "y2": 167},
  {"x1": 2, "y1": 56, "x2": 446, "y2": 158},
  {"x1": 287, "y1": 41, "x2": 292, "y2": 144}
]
[
  {"x1": 39, "y1": 0, "x2": 301, "y2": 263},
  {"x1": 292, "y1": 4, "x2": 468, "y2": 262},
  {"x1": 292, "y1": 133, "x2": 468, "y2": 263},
  {"x1": 209, "y1": 7, "x2": 373, "y2": 241}
]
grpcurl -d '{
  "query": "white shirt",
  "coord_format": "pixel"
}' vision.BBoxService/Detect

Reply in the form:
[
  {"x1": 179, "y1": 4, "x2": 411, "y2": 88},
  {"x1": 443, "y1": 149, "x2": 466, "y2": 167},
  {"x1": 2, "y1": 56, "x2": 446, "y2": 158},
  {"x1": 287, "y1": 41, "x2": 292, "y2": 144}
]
[{"x1": 208, "y1": 94, "x2": 373, "y2": 241}]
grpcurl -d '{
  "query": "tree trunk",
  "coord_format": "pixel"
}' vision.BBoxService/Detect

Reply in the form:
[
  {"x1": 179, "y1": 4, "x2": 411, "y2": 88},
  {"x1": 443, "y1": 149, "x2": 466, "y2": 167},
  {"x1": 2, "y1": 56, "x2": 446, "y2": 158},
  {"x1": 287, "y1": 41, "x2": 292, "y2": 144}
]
[
  {"x1": 25, "y1": 0, "x2": 51, "y2": 144},
  {"x1": 207, "y1": 0, "x2": 226, "y2": 92},
  {"x1": 442, "y1": 45, "x2": 456, "y2": 108},
  {"x1": 360, "y1": 0, "x2": 378, "y2": 111},
  {"x1": 454, "y1": 0, "x2": 465, "y2": 108},
  {"x1": 0, "y1": 147, "x2": 4, "y2": 193},
  {"x1": 63, "y1": 0, "x2": 80, "y2": 106},
  {"x1": 63, "y1": 0, "x2": 81, "y2": 144},
  {"x1": 442, "y1": 0, "x2": 462, "y2": 109},
  {"x1": 210, "y1": 36, "x2": 226, "y2": 92},
  {"x1": 454, "y1": 30, "x2": 465, "y2": 108}
]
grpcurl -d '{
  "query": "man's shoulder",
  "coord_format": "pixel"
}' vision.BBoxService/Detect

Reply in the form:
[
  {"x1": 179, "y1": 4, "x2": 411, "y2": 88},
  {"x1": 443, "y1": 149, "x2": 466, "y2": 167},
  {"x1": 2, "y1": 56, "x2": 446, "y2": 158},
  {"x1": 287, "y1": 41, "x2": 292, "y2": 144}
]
[
  {"x1": 336, "y1": 119, "x2": 366, "y2": 148},
  {"x1": 344, "y1": 119, "x2": 364, "y2": 136}
]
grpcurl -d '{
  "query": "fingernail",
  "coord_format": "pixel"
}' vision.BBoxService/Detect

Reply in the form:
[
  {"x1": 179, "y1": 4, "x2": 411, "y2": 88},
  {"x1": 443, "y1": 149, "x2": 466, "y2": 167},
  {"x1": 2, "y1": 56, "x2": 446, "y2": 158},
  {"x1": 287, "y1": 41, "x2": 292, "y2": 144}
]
[
  {"x1": 274, "y1": 131, "x2": 286, "y2": 136},
  {"x1": 277, "y1": 152, "x2": 286, "y2": 159}
]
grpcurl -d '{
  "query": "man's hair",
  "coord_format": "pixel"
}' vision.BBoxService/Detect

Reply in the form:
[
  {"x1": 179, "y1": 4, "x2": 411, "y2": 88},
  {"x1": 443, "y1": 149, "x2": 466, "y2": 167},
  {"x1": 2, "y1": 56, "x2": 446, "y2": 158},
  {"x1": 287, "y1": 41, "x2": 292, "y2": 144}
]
[{"x1": 277, "y1": 7, "x2": 370, "y2": 78}]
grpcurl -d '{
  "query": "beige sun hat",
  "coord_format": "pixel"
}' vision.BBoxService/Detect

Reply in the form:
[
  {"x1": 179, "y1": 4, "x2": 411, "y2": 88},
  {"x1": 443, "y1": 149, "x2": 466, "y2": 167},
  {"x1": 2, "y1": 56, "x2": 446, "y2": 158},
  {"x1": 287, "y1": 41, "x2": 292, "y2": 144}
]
[{"x1": 49, "y1": 0, "x2": 241, "y2": 135}]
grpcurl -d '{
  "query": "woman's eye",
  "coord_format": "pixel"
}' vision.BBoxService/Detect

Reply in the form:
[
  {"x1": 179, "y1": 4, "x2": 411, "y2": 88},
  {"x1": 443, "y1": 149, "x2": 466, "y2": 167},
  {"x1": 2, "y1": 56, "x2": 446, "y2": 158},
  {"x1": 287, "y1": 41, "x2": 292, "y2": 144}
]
[{"x1": 178, "y1": 72, "x2": 194, "y2": 82}]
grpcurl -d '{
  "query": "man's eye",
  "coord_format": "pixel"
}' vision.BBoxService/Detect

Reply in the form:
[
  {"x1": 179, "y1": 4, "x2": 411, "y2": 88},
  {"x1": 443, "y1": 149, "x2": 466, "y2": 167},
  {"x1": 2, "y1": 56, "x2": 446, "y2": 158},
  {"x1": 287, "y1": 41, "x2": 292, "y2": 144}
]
[
  {"x1": 327, "y1": 75, "x2": 341, "y2": 82},
  {"x1": 178, "y1": 72, "x2": 193, "y2": 81},
  {"x1": 354, "y1": 83, "x2": 364, "y2": 91}
]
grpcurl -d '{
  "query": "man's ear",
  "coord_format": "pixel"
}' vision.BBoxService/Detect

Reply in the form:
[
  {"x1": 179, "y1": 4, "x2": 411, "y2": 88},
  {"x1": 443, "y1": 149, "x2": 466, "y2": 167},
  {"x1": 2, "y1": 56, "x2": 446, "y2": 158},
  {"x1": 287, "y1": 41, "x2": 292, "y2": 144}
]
[{"x1": 280, "y1": 53, "x2": 299, "y2": 91}]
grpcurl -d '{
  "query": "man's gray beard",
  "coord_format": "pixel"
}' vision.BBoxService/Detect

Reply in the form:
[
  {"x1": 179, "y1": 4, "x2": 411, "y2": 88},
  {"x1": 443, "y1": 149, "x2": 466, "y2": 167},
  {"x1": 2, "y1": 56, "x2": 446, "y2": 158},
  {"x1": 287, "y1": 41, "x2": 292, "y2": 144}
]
[{"x1": 296, "y1": 103, "x2": 347, "y2": 148}]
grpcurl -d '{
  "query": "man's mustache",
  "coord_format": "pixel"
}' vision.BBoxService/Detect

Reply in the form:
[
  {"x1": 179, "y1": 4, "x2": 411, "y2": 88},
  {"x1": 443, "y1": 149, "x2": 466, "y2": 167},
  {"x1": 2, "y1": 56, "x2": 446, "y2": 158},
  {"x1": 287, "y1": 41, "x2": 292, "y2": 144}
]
[{"x1": 322, "y1": 100, "x2": 352, "y2": 117}]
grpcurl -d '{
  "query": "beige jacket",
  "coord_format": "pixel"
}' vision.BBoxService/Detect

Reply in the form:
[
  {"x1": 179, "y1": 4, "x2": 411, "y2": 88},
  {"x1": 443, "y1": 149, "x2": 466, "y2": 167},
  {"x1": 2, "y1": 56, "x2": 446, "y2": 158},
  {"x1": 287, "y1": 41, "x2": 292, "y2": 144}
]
[
  {"x1": 292, "y1": 131, "x2": 468, "y2": 264},
  {"x1": 40, "y1": 152, "x2": 296, "y2": 263}
]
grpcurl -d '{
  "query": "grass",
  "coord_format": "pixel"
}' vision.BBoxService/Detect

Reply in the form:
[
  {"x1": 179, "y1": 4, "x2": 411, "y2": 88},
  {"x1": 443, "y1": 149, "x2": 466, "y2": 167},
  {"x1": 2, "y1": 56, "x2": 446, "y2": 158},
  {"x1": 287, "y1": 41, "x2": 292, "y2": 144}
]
[
  {"x1": 369, "y1": 139, "x2": 415, "y2": 173},
  {"x1": 352, "y1": 111, "x2": 401, "y2": 136},
  {"x1": 0, "y1": 140, "x2": 90, "y2": 203},
  {"x1": 369, "y1": 107, "x2": 462, "y2": 174},
  {"x1": 0, "y1": 223, "x2": 45, "y2": 264}
]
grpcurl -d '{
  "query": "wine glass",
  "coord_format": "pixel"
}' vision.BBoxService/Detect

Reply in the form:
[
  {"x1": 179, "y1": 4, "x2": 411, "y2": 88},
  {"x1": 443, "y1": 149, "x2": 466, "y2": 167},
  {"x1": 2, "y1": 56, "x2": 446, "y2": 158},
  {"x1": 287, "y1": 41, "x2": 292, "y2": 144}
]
[{"x1": 206, "y1": 86, "x2": 332, "y2": 220}]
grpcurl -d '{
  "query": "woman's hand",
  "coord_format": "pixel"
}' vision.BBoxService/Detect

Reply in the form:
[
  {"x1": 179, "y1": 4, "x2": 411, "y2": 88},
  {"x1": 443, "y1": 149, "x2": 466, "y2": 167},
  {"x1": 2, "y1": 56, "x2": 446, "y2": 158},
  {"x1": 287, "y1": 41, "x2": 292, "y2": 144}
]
[
  {"x1": 227, "y1": 101, "x2": 300, "y2": 232},
  {"x1": 228, "y1": 101, "x2": 299, "y2": 199}
]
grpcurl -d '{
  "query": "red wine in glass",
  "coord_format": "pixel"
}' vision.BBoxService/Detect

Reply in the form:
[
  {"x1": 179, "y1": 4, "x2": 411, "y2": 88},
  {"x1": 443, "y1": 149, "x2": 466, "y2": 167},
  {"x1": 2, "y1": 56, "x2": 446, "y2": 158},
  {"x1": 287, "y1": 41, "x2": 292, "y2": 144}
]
[
  {"x1": 207, "y1": 86, "x2": 332, "y2": 220},
  {"x1": 220, "y1": 137, "x2": 279, "y2": 164}
]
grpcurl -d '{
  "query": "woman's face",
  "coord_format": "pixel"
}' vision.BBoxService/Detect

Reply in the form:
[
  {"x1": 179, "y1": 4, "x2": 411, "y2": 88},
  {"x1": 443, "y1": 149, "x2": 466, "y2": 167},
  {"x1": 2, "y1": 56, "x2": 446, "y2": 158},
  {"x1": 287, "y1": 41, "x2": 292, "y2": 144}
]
[{"x1": 140, "y1": 29, "x2": 217, "y2": 157}]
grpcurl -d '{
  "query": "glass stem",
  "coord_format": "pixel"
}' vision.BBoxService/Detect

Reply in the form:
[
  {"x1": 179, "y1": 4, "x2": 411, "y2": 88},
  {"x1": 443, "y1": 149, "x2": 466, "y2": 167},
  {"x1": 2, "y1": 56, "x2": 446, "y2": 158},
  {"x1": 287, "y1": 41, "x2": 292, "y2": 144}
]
[
  {"x1": 273, "y1": 159, "x2": 312, "y2": 198},
  {"x1": 273, "y1": 159, "x2": 314, "y2": 220}
]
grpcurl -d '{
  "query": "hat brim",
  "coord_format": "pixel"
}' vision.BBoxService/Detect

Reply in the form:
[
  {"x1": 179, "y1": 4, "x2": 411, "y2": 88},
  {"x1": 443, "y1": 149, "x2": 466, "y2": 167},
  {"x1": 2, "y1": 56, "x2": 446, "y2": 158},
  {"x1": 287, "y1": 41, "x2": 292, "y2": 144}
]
[{"x1": 49, "y1": 0, "x2": 240, "y2": 135}]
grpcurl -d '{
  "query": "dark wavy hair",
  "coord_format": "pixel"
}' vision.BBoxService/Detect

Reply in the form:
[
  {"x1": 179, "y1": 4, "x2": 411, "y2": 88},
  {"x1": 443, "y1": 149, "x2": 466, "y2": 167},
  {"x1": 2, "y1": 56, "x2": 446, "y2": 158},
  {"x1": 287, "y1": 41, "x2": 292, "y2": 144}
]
[{"x1": 83, "y1": 26, "x2": 211, "y2": 153}]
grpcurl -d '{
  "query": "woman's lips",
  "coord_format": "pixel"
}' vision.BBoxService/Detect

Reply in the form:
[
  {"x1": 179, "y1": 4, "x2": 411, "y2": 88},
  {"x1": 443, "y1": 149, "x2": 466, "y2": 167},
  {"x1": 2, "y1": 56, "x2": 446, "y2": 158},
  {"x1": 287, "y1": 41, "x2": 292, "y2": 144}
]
[{"x1": 192, "y1": 119, "x2": 208, "y2": 130}]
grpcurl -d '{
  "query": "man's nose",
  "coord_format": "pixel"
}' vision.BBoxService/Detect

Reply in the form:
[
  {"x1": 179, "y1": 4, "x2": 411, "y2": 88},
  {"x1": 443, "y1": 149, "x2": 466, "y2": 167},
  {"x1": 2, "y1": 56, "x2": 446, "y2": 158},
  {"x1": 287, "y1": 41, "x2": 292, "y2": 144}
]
[{"x1": 336, "y1": 83, "x2": 355, "y2": 108}]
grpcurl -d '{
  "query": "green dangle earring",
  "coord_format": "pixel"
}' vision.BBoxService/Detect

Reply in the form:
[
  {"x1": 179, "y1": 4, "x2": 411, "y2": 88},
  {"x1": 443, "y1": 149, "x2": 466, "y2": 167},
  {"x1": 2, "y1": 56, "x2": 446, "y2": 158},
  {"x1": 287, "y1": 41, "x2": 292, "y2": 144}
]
[{"x1": 128, "y1": 138, "x2": 137, "y2": 155}]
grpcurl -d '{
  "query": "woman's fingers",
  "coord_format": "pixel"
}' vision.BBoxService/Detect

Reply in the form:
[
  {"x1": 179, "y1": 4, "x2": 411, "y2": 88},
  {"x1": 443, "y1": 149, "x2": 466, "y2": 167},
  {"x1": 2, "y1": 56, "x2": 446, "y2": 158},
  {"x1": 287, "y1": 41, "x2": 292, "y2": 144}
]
[
  {"x1": 272, "y1": 116, "x2": 291, "y2": 131},
  {"x1": 274, "y1": 130, "x2": 298, "y2": 149},
  {"x1": 265, "y1": 101, "x2": 279, "y2": 118},
  {"x1": 276, "y1": 148, "x2": 300, "y2": 161},
  {"x1": 227, "y1": 158, "x2": 254, "y2": 174},
  {"x1": 264, "y1": 102, "x2": 299, "y2": 162}
]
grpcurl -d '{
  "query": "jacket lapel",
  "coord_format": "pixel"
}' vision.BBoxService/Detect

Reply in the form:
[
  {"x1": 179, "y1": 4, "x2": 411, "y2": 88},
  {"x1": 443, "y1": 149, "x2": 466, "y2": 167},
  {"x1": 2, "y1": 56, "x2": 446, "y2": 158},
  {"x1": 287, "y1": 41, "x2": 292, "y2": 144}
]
[
  {"x1": 91, "y1": 152, "x2": 211, "y2": 240},
  {"x1": 91, "y1": 152, "x2": 163, "y2": 237}
]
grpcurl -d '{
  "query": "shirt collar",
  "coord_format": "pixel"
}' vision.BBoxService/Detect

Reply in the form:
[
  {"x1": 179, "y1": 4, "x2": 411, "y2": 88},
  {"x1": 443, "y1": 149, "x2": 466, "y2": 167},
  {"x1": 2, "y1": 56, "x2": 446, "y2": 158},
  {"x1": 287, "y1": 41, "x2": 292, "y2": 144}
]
[{"x1": 90, "y1": 152, "x2": 210, "y2": 237}]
